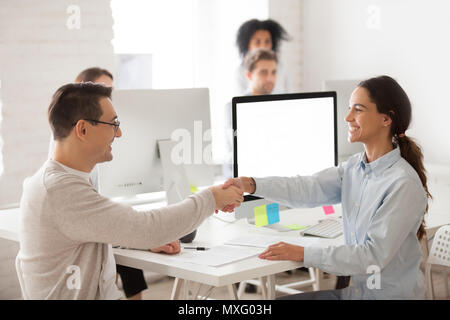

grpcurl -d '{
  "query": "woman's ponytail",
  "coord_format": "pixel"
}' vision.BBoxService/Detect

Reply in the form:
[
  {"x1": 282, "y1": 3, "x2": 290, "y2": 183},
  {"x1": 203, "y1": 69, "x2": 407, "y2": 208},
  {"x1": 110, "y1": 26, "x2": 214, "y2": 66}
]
[{"x1": 394, "y1": 134, "x2": 431, "y2": 241}]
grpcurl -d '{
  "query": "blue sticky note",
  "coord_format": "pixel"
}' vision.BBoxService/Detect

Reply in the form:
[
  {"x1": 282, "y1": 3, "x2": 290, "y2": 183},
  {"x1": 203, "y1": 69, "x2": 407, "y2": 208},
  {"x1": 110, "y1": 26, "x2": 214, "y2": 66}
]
[{"x1": 266, "y1": 203, "x2": 280, "y2": 225}]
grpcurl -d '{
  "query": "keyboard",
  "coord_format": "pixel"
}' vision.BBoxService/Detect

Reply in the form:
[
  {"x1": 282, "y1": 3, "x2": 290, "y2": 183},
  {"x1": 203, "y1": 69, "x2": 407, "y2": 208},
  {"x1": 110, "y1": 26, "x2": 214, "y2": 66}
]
[{"x1": 300, "y1": 219, "x2": 343, "y2": 238}]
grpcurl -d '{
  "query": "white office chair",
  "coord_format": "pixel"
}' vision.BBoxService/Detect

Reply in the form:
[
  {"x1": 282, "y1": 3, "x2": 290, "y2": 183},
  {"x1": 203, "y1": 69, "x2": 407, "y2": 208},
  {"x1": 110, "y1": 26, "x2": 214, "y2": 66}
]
[
  {"x1": 425, "y1": 225, "x2": 450, "y2": 300},
  {"x1": 15, "y1": 254, "x2": 29, "y2": 300}
]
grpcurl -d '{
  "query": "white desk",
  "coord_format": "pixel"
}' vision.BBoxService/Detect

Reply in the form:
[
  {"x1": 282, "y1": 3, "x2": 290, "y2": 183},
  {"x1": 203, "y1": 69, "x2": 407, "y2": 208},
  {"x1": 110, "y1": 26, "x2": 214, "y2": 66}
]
[
  {"x1": 1, "y1": 201, "x2": 449, "y2": 300},
  {"x1": 0, "y1": 204, "x2": 343, "y2": 299},
  {"x1": 115, "y1": 206, "x2": 345, "y2": 299}
]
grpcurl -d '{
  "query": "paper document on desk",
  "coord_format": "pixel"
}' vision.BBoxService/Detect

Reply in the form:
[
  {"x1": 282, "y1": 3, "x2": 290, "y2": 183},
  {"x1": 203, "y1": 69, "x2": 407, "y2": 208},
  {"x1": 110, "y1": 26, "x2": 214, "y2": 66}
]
[
  {"x1": 224, "y1": 235, "x2": 319, "y2": 248},
  {"x1": 169, "y1": 245, "x2": 261, "y2": 267}
]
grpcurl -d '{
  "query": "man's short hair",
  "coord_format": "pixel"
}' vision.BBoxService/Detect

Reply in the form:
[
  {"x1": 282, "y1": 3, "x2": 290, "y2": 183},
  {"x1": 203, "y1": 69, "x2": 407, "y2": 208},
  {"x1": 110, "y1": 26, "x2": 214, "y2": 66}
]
[
  {"x1": 244, "y1": 48, "x2": 278, "y2": 72},
  {"x1": 48, "y1": 82, "x2": 112, "y2": 141},
  {"x1": 75, "y1": 67, "x2": 113, "y2": 83}
]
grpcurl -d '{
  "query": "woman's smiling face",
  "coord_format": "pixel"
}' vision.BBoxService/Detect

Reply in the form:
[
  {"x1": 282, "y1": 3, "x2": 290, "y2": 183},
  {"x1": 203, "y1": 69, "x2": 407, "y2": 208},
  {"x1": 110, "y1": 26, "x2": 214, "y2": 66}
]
[{"x1": 346, "y1": 86, "x2": 392, "y2": 145}]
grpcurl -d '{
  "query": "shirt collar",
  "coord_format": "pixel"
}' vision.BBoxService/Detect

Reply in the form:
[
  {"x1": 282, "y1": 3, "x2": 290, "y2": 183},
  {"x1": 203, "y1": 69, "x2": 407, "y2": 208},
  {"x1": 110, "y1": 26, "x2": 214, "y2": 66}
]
[
  {"x1": 359, "y1": 147, "x2": 401, "y2": 177},
  {"x1": 50, "y1": 159, "x2": 91, "y2": 182}
]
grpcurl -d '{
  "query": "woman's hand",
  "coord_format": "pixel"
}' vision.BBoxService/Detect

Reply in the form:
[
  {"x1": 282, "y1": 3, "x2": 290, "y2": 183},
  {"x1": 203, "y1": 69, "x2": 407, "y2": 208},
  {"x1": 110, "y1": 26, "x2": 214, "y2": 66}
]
[
  {"x1": 223, "y1": 177, "x2": 256, "y2": 194},
  {"x1": 258, "y1": 242, "x2": 304, "y2": 262},
  {"x1": 149, "y1": 240, "x2": 181, "y2": 255}
]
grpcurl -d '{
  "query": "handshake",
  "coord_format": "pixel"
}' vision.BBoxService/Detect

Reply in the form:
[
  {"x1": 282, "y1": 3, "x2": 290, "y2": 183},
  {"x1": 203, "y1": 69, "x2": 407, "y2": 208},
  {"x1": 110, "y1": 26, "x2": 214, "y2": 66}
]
[{"x1": 208, "y1": 176, "x2": 257, "y2": 213}]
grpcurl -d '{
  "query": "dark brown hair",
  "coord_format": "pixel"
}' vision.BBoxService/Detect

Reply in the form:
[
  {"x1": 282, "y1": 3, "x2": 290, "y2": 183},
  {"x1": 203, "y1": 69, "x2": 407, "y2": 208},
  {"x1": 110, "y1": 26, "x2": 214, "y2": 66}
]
[
  {"x1": 48, "y1": 82, "x2": 112, "y2": 140},
  {"x1": 244, "y1": 48, "x2": 278, "y2": 72},
  {"x1": 358, "y1": 75, "x2": 431, "y2": 241},
  {"x1": 75, "y1": 67, "x2": 113, "y2": 83}
]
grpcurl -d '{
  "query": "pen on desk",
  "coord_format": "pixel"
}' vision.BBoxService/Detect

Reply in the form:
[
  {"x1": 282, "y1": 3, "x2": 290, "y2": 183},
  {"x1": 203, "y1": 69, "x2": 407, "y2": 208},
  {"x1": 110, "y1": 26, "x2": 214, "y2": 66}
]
[{"x1": 183, "y1": 246, "x2": 209, "y2": 251}]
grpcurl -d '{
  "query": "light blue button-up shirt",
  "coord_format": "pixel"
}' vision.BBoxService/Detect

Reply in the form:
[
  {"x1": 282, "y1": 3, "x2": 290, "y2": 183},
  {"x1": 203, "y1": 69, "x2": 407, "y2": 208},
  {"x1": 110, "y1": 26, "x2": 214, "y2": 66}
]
[{"x1": 253, "y1": 147, "x2": 427, "y2": 299}]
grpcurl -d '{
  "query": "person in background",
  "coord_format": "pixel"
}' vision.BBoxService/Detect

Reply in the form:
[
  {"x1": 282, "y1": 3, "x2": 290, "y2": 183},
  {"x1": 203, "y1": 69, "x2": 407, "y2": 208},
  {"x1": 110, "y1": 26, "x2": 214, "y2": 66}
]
[
  {"x1": 75, "y1": 67, "x2": 114, "y2": 86},
  {"x1": 48, "y1": 67, "x2": 174, "y2": 300},
  {"x1": 234, "y1": 18, "x2": 289, "y2": 95},
  {"x1": 18, "y1": 82, "x2": 243, "y2": 299},
  {"x1": 223, "y1": 75, "x2": 431, "y2": 299},
  {"x1": 223, "y1": 48, "x2": 278, "y2": 179}
]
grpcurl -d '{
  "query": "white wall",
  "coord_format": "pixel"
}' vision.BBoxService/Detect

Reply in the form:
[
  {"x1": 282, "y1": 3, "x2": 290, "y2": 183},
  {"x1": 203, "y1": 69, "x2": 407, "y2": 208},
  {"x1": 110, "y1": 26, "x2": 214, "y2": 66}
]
[
  {"x1": 0, "y1": 0, "x2": 115, "y2": 299},
  {"x1": 0, "y1": 0, "x2": 115, "y2": 207},
  {"x1": 302, "y1": 0, "x2": 450, "y2": 165},
  {"x1": 269, "y1": 0, "x2": 304, "y2": 91}
]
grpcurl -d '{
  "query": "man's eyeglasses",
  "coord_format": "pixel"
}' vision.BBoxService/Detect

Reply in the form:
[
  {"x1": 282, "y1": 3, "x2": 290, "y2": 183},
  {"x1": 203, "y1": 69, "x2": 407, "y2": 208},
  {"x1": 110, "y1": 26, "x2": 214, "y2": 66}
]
[{"x1": 81, "y1": 119, "x2": 121, "y2": 132}]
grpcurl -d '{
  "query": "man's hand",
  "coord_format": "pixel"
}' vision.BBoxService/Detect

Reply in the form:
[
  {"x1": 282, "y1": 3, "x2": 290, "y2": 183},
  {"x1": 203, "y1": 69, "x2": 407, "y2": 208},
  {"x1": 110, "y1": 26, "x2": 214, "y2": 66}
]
[
  {"x1": 149, "y1": 240, "x2": 181, "y2": 255},
  {"x1": 209, "y1": 185, "x2": 244, "y2": 212},
  {"x1": 218, "y1": 177, "x2": 255, "y2": 212},
  {"x1": 258, "y1": 242, "x2": 304, "y2": 262}
]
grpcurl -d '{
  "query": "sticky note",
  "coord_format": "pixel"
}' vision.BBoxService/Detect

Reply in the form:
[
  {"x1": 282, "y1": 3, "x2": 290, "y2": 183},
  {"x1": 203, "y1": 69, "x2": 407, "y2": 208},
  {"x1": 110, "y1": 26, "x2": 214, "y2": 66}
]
[
  {"x1": 283, "y1": 224, "x2": 308, "y2": 231},
  {"x1": 190, "y1": 185, "x2": 199, "y2": 194},
  {"x1": 322, "y1": 205, "x2": 335, "y2": 215},
  {"x1": 254, "y1": 205, "x2": 269, "y2": 227},
  {"x1": 254, "y1": 203, "x2": 279, "y2": 227},
  {"x1": 266, "y1": 203, "x2": 280, "y2": 225}
]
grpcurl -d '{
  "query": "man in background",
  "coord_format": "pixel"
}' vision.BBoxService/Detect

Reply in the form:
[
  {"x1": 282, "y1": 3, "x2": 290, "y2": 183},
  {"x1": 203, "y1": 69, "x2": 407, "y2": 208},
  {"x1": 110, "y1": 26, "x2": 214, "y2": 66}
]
[{"x1": 223, "y1": 48, "x2": 278, "y2": 178}]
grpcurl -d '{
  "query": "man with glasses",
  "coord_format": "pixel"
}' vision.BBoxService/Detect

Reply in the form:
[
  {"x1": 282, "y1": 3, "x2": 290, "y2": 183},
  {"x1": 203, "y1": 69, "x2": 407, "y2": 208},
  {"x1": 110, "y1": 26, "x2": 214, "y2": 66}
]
[
  {"x1": 47, "y1": 67, "x2": 169, "y2": 300},
  {"x1": 48, "y1": 67, "x2": 114, "y2": 190},
  {"x1": 17, "y1": 82, "x2": 244, "y2": 299}
]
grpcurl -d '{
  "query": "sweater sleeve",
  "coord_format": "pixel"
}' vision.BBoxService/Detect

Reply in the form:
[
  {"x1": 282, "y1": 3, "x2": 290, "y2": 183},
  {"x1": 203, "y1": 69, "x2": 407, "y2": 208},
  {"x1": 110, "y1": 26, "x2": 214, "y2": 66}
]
[{"x1": 48, "y1": 175, "x2": 216, "y2": 249}]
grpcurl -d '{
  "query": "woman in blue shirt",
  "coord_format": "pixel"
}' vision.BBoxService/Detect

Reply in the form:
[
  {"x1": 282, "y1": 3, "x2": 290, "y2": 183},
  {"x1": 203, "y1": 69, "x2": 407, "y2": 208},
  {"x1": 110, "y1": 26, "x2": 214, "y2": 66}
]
[{"x1": 223, "y1": 75, "x2": 431, "y2": 299}]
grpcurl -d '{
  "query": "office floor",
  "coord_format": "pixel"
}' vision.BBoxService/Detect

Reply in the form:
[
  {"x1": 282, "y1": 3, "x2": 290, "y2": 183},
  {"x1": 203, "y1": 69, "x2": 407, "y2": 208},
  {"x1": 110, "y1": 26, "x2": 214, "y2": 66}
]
[{"x1": 119, "y1": 268, "x2": 450, "y2": 300}]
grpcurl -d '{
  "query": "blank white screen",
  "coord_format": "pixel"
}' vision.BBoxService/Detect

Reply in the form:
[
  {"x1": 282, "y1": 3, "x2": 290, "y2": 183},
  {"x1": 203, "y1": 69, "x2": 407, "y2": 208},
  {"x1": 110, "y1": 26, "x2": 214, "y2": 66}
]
[{"x1": 236, "y1": 96, "x2": 335, "y2": 178}]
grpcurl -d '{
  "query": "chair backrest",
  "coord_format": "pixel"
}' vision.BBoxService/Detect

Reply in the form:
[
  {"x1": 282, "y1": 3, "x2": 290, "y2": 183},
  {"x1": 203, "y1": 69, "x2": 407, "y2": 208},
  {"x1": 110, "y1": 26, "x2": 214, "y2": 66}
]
[
  {"x1": 15, "y1": 254, "x2": 29, "y2": 300},
  {"x1": 427, "y1": 225, "x2": 450, "y2": 267}
]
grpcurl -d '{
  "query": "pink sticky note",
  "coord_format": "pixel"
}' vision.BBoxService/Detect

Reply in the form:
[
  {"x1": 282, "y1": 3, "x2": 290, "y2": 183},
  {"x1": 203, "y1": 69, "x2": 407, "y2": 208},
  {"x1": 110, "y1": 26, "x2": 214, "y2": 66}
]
[{"x1": 322, "y1": 205, "x2": 335, "y2": 215}]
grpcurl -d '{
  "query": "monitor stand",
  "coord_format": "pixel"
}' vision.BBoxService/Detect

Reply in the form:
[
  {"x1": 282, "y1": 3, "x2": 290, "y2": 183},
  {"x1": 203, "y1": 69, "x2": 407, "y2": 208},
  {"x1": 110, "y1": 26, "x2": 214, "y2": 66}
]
[
  {"x1": 158, "y1": 139, "x2": 197, "y2": 243},
  {"x1": 158, "y1": 140, "x2": 191, "y2": 204}
]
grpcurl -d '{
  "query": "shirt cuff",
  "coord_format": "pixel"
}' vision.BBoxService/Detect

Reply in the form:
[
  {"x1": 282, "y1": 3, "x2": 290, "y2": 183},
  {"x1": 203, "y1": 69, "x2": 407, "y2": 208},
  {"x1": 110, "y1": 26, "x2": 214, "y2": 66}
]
[
  {"x1": 303, "y1": 246, "x2": 324, "y2": 269},
  {"x1": 252, "y1": 177, "x2": 269, "y2": 196}
]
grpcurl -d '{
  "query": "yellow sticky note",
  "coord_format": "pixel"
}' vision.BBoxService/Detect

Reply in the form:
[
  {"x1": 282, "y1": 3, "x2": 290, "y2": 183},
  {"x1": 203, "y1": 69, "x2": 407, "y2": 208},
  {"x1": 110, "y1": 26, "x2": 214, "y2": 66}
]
[
  {"x1": 284, "y1": 224, "x2": 308, "y2": 231},
  {"x1": 190, "y1": 185, "x2": 199, "y2": 194},
  {"x1": 254, "y1": 205, "x2": 269, "y2": 227}
]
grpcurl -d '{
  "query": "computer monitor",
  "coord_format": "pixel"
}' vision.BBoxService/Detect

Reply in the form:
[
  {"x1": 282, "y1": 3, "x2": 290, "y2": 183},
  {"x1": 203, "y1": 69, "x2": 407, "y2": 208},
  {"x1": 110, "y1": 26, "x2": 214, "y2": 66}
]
[
  {"x1": 98, "y1": 88, "x2": 214, "y2": 199},
  {"x1": 323, "y1": 80, "x2": 364, "y2": 163},
  {"x1": 232, "y1": 92, "x2": 337, "y2": 219}
]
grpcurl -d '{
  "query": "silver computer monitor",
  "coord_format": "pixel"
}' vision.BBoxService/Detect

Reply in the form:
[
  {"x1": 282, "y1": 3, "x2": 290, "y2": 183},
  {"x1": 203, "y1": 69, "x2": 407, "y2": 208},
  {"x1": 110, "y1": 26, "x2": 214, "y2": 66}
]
[
  {"x1": 323, "y1": 80, "x2": 364, "y2": 163},
  {"x1": 232, "y1": 92, "x2": 337, "y2": 219},
  {"x1": 98, "y1": 88, "x2": 214, "y2": 199}
]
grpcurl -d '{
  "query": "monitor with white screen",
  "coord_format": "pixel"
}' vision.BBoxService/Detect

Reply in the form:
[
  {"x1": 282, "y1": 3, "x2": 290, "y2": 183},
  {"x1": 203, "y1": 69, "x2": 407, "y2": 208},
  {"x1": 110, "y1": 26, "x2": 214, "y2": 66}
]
[
  {"x1": 98, "y1": 88, "x2": 214, "y2": 200},
  {"x1": 232, "y1": 92, "x2": 337, "y2": 219},
  {"x1": 323, "y1": 80, "x2": 364, "y2": 163}
]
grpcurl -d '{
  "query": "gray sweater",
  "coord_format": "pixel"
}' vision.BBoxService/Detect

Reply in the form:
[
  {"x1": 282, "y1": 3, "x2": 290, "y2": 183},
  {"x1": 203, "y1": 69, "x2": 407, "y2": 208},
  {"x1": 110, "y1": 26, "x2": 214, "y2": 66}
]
[{"x1": 17, "y1": 160, "x2": 215, "y2": 299}]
